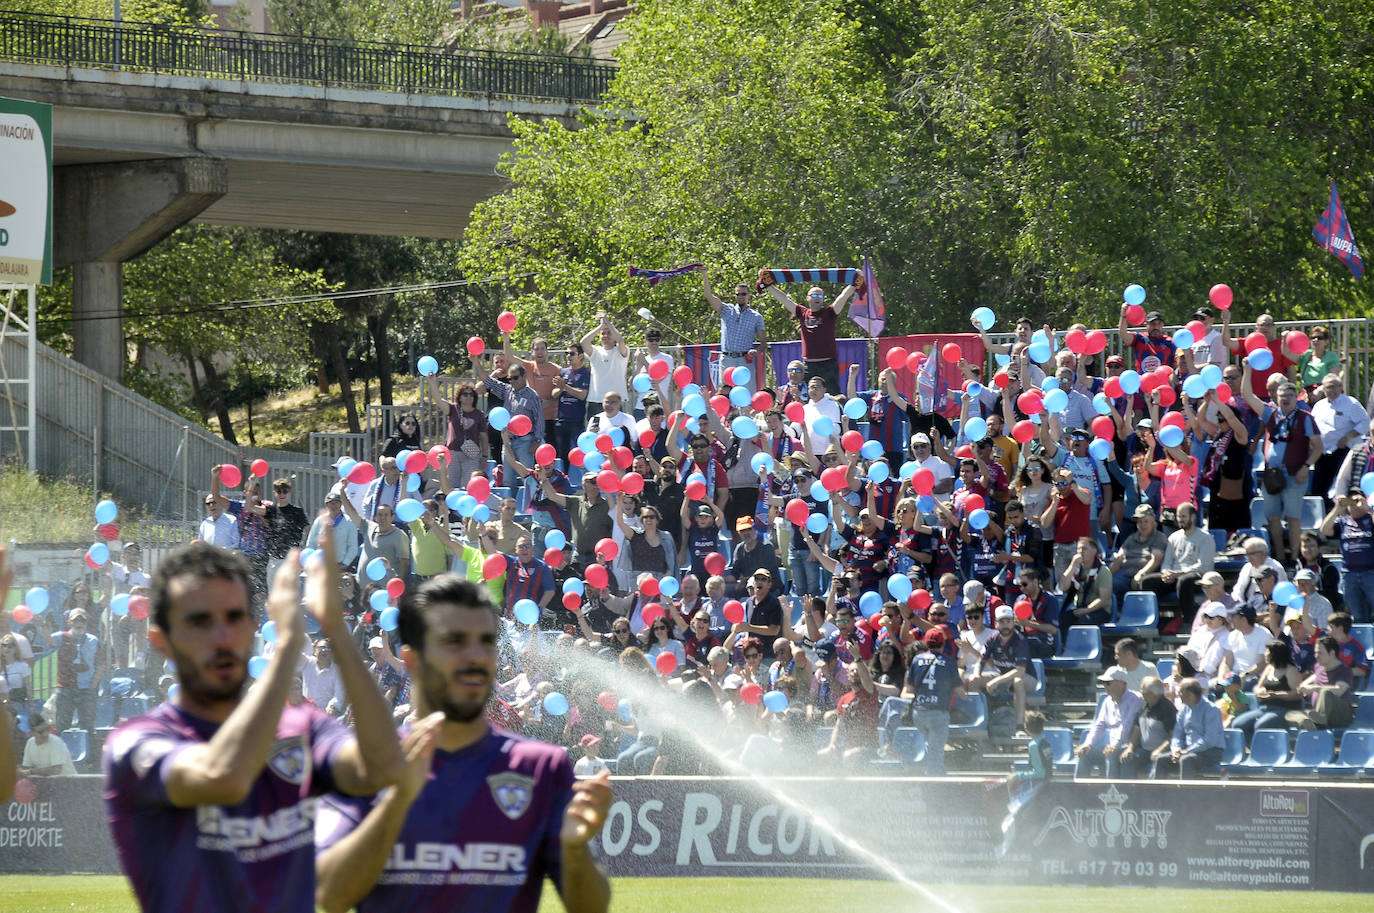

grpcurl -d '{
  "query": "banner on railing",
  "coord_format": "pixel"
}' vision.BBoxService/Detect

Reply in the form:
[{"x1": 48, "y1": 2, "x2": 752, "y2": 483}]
[{"x1": 877, "y1": 334, "x2": 983, "y2": 419}]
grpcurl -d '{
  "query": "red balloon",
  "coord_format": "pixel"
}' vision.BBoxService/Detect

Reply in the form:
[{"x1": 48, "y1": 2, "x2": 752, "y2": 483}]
[
  {"x1": 250, "y1": 458, "x2": 269, "y2": 478},
  {"x1": 1155, "y1": 365, "x2": 1175, "y2": 380},
  {"x1": 964, "y1": 494, "x2": 985, "y2": 513},
  {"x1": 1014, "y1": 598, "x2": 1033, "y2": 620},
  {"x1": 1017, "y1": 392, "x2": 1044, "y2": 415},
  {"x1": 941, "y1": 343, "x2": 963, "y2": 364},
  {"x1": 751, "y1": 391, "x2": 774, "y2": 412},
  {"x1": 906, "y1": 352, "x2": 925, "y2": 373},
  {"x1": 1091, "y1": 416, "x2": 1116, "y2": 440},
  {"x1": 885, "y1": 346, "x2": 909, "y2": 370},
  {"x1": 1160, "y1": 411, "x2": 1187, "y2": 429},
  {"x1": 785, "y1": 402, "x2": 805, "y2": 422},
  {"x1": 84, "y1": 555, "x2": 100, "y2": 570},
  {"x1": 563, "y1": 592, "x2": 582, "y2": 611},
  {"x1": 912, "y1": 468, "x2": 935, "y2": 495},
  {"x1": 955, "y1": 444, "x2": 973, "y2": 459},
  {"x1": 993, "y1": 369, "x2": 1011, "y2": 390},
  {"x1": 1103, "y1": 377, "x2": 1124, "y2": 398},
  {"x1": 483, "y1": 554, "x2": 507, "y2": 580},
  {"x1": 648, "y1": 359, "x2": 670, "y2": 381},
  {"x1": 1156, "y1": 386, "x2": 1177, "y2": 408},
  {"x1": 1084, "y1": 330, "x2": 1108, "y2": 355},
  {"x1": 1209, "y1": 283, "x2": 1233, "y2": 310},
  {"x1": 685, "y1": 480, "x2": 707, "y2": 501},
  {"x1": 1186, "y1": 320, "x2": 1207, "y2": 340},
  {"x1": 1125, "y1": 304, "x2": 1146, "y2": 325},
  {"x1": 12, "y1": 605, "x2": 33, "y2": 624},
  {"x1": 673, "y1": 365, "x2": 694, "y2": 388},
  {"x1": 638, "y1": 428, "x2": 657, "y2": 448},
  {"x1": 428, "y1": 445, "x2": 451, "y2": 469},
  {"x1": 468, "y1": 477, "x2": 491, "y2": 503},
  {"x1": 218, "y1": 464, "x2": 242, "y2": 488},
  {"x1": 821, "y1": 466, "x2": 849, "y2": 492},
  {"x1": 640, "y1": 577, "x2": 660, "y2": 597},
  {"x1": 710, "y1": 395, "x2": 730, "y2": 418},
  {"x1": 611, "y1": 446, "x2": 634, "y2": 470},
  {"x1": 723, "y1": 600, "x2": 745, "y2": 624},
  {"x1": 466, "y1": 336, "x2": 486, "y2": 357},
  {"x1": 1012, "y1": 420, "x2": 1036, "y2": 444},
  {"x1": 597, "y1": 690, "x2": 619, "y2": 713},
  {"x1": 585, "y1": 564, "x2": 609, "y2": 589},
  {"x1": 841, "y1": 430, "x2": 864, "y2": 453},
  {"x1": 595, "y1": 537, "x2": 619, "y2": 561},
  {"x1": 620, "y1": 471, "x2": 645, "y2": 495},
  {"x1": 1139, "y1": 373, "x2": 1164, "y2": 394},
  {"x1": 703, "y1": 552, "x2": 726, "y2": 577},
  {"x1": 387, "y1": 577, "x2": 406, "y2": 599},
  {"x1": 569, "y1": 449, "x2": 586, "y2": 467},
  {"x1": 508, "y1": 414, "x2": 533, "y2": 437},
  {"x1": 785, "y1": 498, "x2": 810, "y2": 527},
  {"x1": 348, "y1": 462, "x2": 376, "y2": 485},
  {"x1": 544, "y1": 547, "x2": 564, "y2": 567},
  {"x1": 497, "y1": 310, "x2": 518, "y2": 333},
  {"x1": 1284, "y1": 330, "x2": 1310, "y2": 355},
  {"x1": 404, "y1": 451, "x2": 428, "y2": 474},
  {"x1": 721, "y1": 367, "x2": 735, "y2": 387},
  {"x1": 740, "y1": 682, "x2": 763, "y2": 705},
  {"x1": 596, "y1": 470, "x2": 620, "y2": 494},
  {"x1": 642, "y1": 602, "x2": 666, "y2": 625},
  {"x1": 869, "y1": 612, "x2": 885, "y2": 629},
  {"x1": 1064, "y1": 329, "x2": 1087, "y2": 354},
  {"x1": 1244, "y1": 331, "x2": 1267, "y2": 354},
  {"x1": 97, "y1": 523, "x2": 120, "y2": 541},
  {"x1": 593, "y1": 434, "x2": 612, "y2": 454},
  {"x1": 1216, "y1": 382, "x2": 1233, "y2": 402},
  {"x1": 909, "y1": 588, "x2": 932, "y2": 611},
  {"x1": 535, "y1": 444, "x2": 557, "y2": 466},
  {"x1": 128, "y1": 595, "x2": 150, "y2": 620}
]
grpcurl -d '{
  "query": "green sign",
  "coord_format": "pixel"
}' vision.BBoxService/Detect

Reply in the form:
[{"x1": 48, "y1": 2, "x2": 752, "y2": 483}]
[{"x1": 0, "y1": 95, "x2": 53, "y2": 286}]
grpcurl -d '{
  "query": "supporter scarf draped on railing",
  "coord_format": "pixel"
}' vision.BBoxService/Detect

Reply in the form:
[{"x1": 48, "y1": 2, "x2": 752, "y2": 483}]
[{"x1": 627, "y1": 262, "x2": 704, "y2": 286}]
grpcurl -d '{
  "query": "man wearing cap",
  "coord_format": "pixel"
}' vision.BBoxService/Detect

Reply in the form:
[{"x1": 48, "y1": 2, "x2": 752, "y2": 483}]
[
  {"x1": 366, "y1": 635, "x2": 406, "y2": 708},
  {"x1": 307, "y1": 491, "x2": 360, "y2": 570},
  {"x1": 51, "y1": 610, "x2": 103, "y2": 739},
  {"x1": 1139, "y1": 502, "x2": 1214, "y2": 630},
  {"x1": 908, "y1": 433, "x2": 955, "y2": 495},
  {"x1": 1217, "y1": 605, "x2": 1271, "y2": 687},
  {"x1": 1152, "y1": 677, "x2": 1224, "y2": 779},
  {"x1": 898, "y1": 628, "x2": 963, "y2": 776},
  {"x1": 1292, "y1": 569, "x2": 1333, "y2": 631},
  {"x1": 302, "y1": 637, "x2": 346, "y2": 718},
  {"x1": 725, "y1": 517, "x2": 780, "y2": 598},
  {"x1": 1040, "y1": 415, "x2": 1111, "y2": 550},
  {"x1": 833, "y1": 498, "x2": 896, "y2": 595},
  {"x1": 703, "y1": 270, "x2": 768, "y2": 394},
  {"x1": 1189, "y1": 307, "x2": 1226, "y2": 367},
  {"x1": 1119, "y1": 306, "x2": 1178, "y2": 378},
  {"x1": 540, "y1": 472, "x2": 614, "y2": 568},
  {"x1": 1075, "y1": 666, "x2": 1144, "y2": 779},
  {"x1": 969, "y1": 606, "x2": 1031, "y2": 734},
  {"x1": 1321, "y1": 489, "x2": 1374, "y2": 623},
  {"x1": 809, "y1": 640, "x2": 850, "y2": 718},
  {"x1": 1186, "y1": 602, "x2": 1231, "y2": 682},
  {"x1": 733, "y1": 570, "x2": 783, "y2": 661}
]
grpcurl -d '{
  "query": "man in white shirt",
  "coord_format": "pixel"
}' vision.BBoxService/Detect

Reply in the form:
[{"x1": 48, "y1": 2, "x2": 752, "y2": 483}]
[
  {"x1": 197, "y1": 494, "x2": 239, "y2": 548},
  {"x1": 1219, "y1": 605, "x2": 1271, "y2": 683},
  {"x1": 20, "y1": 714, "x2": 77, "y2": 776},
  {"x1": 1311, "y1": 374, "x2": 1370, "y2": 510},
  {"x1": 1292, "y1": 568, "x2": 1334, "y2": 631},
  {"x1": 1188, "y1": 306, "x2": 1227, "y2": 367},
  {"x1": 300, "y1": 637, "x2": 346, "y2": 716},
  {"x1": 909, "y1": 433, "x2": 955, "y2": 495},
  {"x1": 633, "y1": 329, "x2": 676, "y2": 415},
  {"x1": 580, "y1": 313, "x2": 630, "y2": 416},
  {"x1": 588, "y1": 391, "x2": 637, "y2": 441}
]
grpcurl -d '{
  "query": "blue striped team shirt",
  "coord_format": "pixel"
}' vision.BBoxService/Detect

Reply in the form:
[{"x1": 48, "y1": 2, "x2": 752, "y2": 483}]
[
  {"x1": 502, "y1": 556, "x2": 555, "y2": 612},
  {"x1": 861, "y1": 390, "x2": 909, "y2": 454}
]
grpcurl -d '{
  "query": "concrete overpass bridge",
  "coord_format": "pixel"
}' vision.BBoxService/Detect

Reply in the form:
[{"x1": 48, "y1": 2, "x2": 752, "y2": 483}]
[{"x1": 0, "y1": 11, "x2": 615, "y2": 379}]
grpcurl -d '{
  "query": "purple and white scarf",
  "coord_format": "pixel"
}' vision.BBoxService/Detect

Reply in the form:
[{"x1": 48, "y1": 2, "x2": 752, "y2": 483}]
[{"x1": 628, "y1": 263, "x2": 703, "y2": 286}]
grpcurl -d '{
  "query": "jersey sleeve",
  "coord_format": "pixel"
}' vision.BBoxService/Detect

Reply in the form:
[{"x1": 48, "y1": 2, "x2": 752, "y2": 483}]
[
  {"x1": 103, "y1": 720, "x2": 196, "y2": 809},
  {"x1": 308, "y1": 710, "x2": 358, "y2": 796}
]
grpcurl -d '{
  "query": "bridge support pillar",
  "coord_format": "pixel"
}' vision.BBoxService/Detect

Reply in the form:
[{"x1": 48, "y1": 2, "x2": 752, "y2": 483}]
[{"x1": 55, "y1": 157, "x2": 228, "y2": 382}]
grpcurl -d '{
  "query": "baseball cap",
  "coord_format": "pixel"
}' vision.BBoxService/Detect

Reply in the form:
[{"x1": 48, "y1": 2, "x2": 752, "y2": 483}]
[
  {"x1": 368, "y1": 636, "x2": 385, "y2": 649},
  {"x1": 1193, "y1": 306, "x2": 1214, "y2": 319},
  {"x1": 1202, "y1": 602, "x2": 1229, "y2": 618},
  {"x1": 721, "y1": 674, "x2": 745, "y2": 690},
  {"x1": 696, "y1": 504, "x2": 714, "y2": 517},
  {"x1": 910, "y1": 432, "x2": 932, "y2": 446},
  {"x1": 1135, "y1": 418, "x2": 1153, "y2": 429},
  {"x1": 1132, "y1": 504, "x2": 1155, "y2": 519},
  {"x1": 752, "y1": 569, "x2": 772, "y2": 580},
  {"x1": 1145, "y1": 310, "x2": 1164, "y2": 323},
  {"x1": 815, "y1": 640, "x2": 838, "y2": 662},
  {"x1": 994, "y1": 606, "x2": 1015, "y2": 621},
  {"x1": 1219, "y1": 672, "x2": 1242, "y2": 688},
  {"x1": 1098, "y1": 666, "x2": 1128, "y2": 684},
  {"x1": 1233, "y1": 605, "x2": 1258, "y2": 623},
  {"x1": 923, "y1": 627, "x2": 947, "y2": 647},
  {"x1": 1068, "y1": 428, "x2": 1092, "y2": 440},
  {"x1": 1106, "y1": 354, "x2": 1124, "y2": 367},
  {"x1": 325, "y1": 490, "x2": 343, "y2": 503},
  {"x1": 1294, "y1": 569, "x2": 1317, "y2": 582},
  {"x1": 1283, "y1": 607, "x2": 1305, "y2": 625},
  {"x1": 579, "y1": 733, "x2": 601, "y2": 748},
  {"x1": 735, "y1": 516, "x2": 755, "y2": 532},
  {"x1": 1199, "y1": 571, "x2": 1224, "y2": 586}
]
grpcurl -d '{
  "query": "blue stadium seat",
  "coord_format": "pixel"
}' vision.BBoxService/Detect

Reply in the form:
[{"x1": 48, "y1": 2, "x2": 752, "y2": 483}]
[
  {"x1": 1350, "y1": 624, "x2": 1374, "y2": 665},
  {"x1": 116, "y1": 696, "x2": 149, "y2": 721},
  {"x1": 94, "y1": 696, "x2": 118, "y2": 730},
  {"x1": 948, "y1": 692, "x2": 988, "y2": 742},
  {"x1": 567, "y1": 465, "x2": 584, "y2": 488},
  {"x1": 789, "y1": 596, "x2": 805, "y2": 626},
  {"x1": 889, "y1": 727, "x2": 927, "y2": 765},
  {"x1": 1209, "y1": 528, "x2": 1229, "y2": 552},
  {"x1": 1014, "y1": 727, "x2": 1074, "y2": 775},
  {"x1": 1155, "y1": 657, "x2": 1174, "y2": 680},
  {"x1": 1236, "y1": 729, "x2": 1289, "y2": 775},
  {"x1": 1275, "y1": 730, "x2": 1334, "y2": 775},
  {"x1": 59, "y1": 728, "x2": 88, "y2": 766},
  {"x1": 1321, "y1": 730, "x2": 1374, "y2": 777},
  {"x1": 1044, "y1": 625, "x2": 1102, "y2": 671},
  {"x1": 1220, "y1": 729, "x2": 1246, "y2": 769},
  {"x1": 1027, "y1": 658, "x2": 1046, "y2": 706},
  {"x1": 1352, "y1": 694, "x2": 1374, "y2": 731},
  {"x1": 1103, "y1": 592, "x2": 1159, "y2": 638},
  {"x1": 1248, "y1": 497, "x2": 1266, "y2": 530},
  {"x1": 1300, "y1": 497, "x2": 1326, "y2": 533}
]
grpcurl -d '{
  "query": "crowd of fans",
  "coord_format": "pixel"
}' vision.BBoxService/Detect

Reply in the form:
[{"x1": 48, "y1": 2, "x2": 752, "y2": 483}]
[{"x1": 4, "y1": 271, "x2": 1373, "y2": 782}]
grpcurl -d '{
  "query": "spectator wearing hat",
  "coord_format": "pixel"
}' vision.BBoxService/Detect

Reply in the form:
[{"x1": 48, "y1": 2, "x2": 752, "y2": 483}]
[
  {"x1": 574, "y1": 733, "x2": 611, "y2": 777},
  {"x1": 1119, "y1": 305, "x2": 1177, "y2": 381},
  {"x1": 724, "y1": 517, "x2": 780, "y2": 597},
  {"x1": 908, "y1": 432, "x2": 955, "y2": 495},
  {"x1": 1139, "y1": 502, "x2": 1214, "y2": 630},
  {"x1": 809, "y1": 639, "x2": 850, "y2": 720},
  {"x1": 896, "y1": 628, "x2": 963, "y2": 776},
  {"x1": 1075, "y1": 666, "x2": 1144, "y2": 779},
  {"x1": 1188, "y1": 306, "x2": 1226, "y2": 366},
  {"x1": 1040, "y1": 416, "x2": 1111, "y2": 551},
  {"x1": 731, "y1": 570, "x2": 784, "y2": 662},
  {"x1": 1286, "y1": 635, "x2": 1356, "y2": 730},
  {"x1": 50, "y1": 609, "x2": 102, "y2": 738},
  {"x1": 1212, "y1": 672, "x2": 1252, "y2": 727},
  {"x1": 1290, "y1": 569, "x2": 1333, "y2": 631},
  {"x1": 301, "y1": 637, "x2": 346, "y2": 717},
  {"x1": 968, "y1": 606, "x2": 1031, "y2": 733},
  {"x1": 1218, "y1": 603, "x2": 1272, "y2": 687},
  {"x1": 1152, "y1": 677, "x2": 1225, "y2": 779},
  {"x1": 1321, "y1": 489, "x2": 1374, "y2": 623},
  {"x1": 1110, "y1": 505, "x2": 1166, "y2": 602},
  {"x1": 307, "y1": 489, "x2": 359, "y2": 569},
  {"x1": 1184, "y1": 602, "x2": 1230, "y2": 689},
  {"x1": 366, "y1": 635, "x2": 406, "y2": 708},
  {"x1": 1230, "y1": 537, "x2": 1288, "y2": 605}
]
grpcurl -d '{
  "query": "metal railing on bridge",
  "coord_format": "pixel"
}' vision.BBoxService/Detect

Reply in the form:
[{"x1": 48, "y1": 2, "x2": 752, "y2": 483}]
[{"x1": 0, "y1": 11, "x2": 616, "y2": 103}]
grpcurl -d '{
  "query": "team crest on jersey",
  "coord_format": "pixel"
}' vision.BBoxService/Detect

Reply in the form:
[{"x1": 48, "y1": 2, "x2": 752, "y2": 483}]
[
  {"x1": 267, "y1": 737, "x2": 308, "y2": 785},
  {"x1": 488, "y1": 772, "x2": 535, "y2": 820}
]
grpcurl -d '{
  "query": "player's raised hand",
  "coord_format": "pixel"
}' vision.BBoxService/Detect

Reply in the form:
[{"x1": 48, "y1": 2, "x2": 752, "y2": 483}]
[
  {"x1": 560, "y1": 771, "x2": 612, "y2": 848},
  {"x1": 395, "y1": 712, "x2": 444, "y2": 802},
  {"x1": 305, "y1": 518, "x2": 347, "y2": 639},
  {"x1": 266, "y1": 548, "x2": 305, "y2": 651}
]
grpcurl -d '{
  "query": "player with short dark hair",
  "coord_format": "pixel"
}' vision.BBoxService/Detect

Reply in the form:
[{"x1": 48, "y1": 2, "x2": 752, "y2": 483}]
[{"x1": 315, "y1": 574, "x2": 613, "y2": 913}]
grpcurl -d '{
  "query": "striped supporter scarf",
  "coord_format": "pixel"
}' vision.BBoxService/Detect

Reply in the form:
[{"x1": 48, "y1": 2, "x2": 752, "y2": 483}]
[
  {"x1": 758, "y1": 268, "x2": 858, "y2": 288},
  {"x1": 627, "y1": 263, "x2": 703, "y2": 286}
]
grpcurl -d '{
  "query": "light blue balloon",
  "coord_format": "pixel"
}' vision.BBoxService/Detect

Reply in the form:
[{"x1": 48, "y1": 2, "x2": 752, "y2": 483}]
[
  {"x1": 813, "y1": 416, "x2": 835, "y2": 437},
  {"x1": 370, "y1": 590, "x2": 390, "y2": 610},
  {"x1": 682, "y1": 383, "x2": 702, "y2": 397},
  {"x1": 860, "y1": 440, "x2": 884, "y2": 460},
  {"x1": 732, "y1": 366, "x2": 752, "y2": 387},
  {"x1": 995, "y1": 353, "x2": 1011, "y2": 366},
  {"x1": 843, "y1": 397, "x2": 868, "y2": 420},
  {"x1": 685, "y1": 417, "x2": 701, "y2": 435},
  {"x1": 1031, "y1": 330, "x2": 1049, "y2": 345},
  {"x1": 888, "y1": 573, "x2": 912, "y2": 601},
  {"x1": 688, "y1": 472, "x2": 707, "y2": 488},
  {"x1": 248, "y1": 655, "x2": 269, "y2": 679},
  {"x1": 489, "y1": 407, "x2": 511, "y2": 431},
  {"x1": 632, "y1": 373, "x2": 652, "y2": 393},
  {"x1": 806, "y1": 512, "x2": 829, "y2": 533},
  {"x1": 1039, "y1": 376, "x2": 1060, "y2": 393},
  {"x1": 659, "y1": 575, "x2": 680, "y2": 597},
  {"x1": 110, "y1": 593, "x2": 130, "y2": 617},
  {"x1": 25, "y1": 587, "x2": 49, "y2": 613},
  {"x1": 405, "y1": 473, "x2": 422, "y2": 492},
  {"x1": 1200, "y1": 364, "x2": 1224, "y2": 389},
  {"x1": 966, "y1": 381, "x2": 984, "y2": 398},
  {"x1": 728, "y1": 386, "x2": 750, "y2": 408},
  {"x1": 1173, "y1": 328, "x2": 1195, "y2": 349},
  {"x1": 1289, "y1": 594, "x2": 1306, "y2": 611},
  {"x1": 1028, "y1": 341, "x2": 1052, "y2": 364},
  {"x1": 963, "y1": 417, "x2": 987, "y2": 442},
  {"x1": 456, "y1": 495, "x2": 478, "y2": 517},
  {"x1": 563, "y1": 577, "x2": 585, "y2": 595},
  {"x1": 260, "y1": 620, "x2": 276, "y2": 642},
  {"x1": 751, "y1": 452, "x2": 775, "y2": 475},
  {"x1": 916, "y1": 495, "x2": 936, "y2": 513},
  {"x1": 859, "y1": 591, "x2": 882, "y2": 615},
  {"x1": 1361, "y1": 472, "x2": 1374, "y2": 498},
  {"x1": 1182, "y1": 375, "x2": 1209, "y2": 399},
  {"x1": 972, "y1": 306, "x2": 996, "y2": 331},
  {"x1": 810, "y1": 481, "x2": 829, "y2": 502},
  {"x1": 682, "y1": 393, "x2": 707, "y2": 417},
  {"x1": 366, "y1": 557, "x2": 388, "y2": 581},
  {"x1": 472, "y1": 505, "x2": 491, "y2": 523},
  {"x1": 1272, "y1": 581, "x2": 1298, "y2": 607},
  {"x1": 88, "y1": 542, "x2": 110, "y2": 566},
  {"x1": 608, "y1": 426, "x2": 626, "y2": 446},
  {"x1": 545, "y1": 529, "x2": 567, "y2": 551},
  {"x1": 899, "y1": 461, "x2": 918, "y2": 480},
  {"x1": 1093, "y1": 393, "x2": 1112, "y2": 416},
  {"x1": 1124, "y1": 284, "x2": 1147, "y2": 306},
  {"x1": 380, "y1": 607, "x2": 400, "y2": 631},
  {"x1": 731, "y1": 417, "x2": 760, "y2": 439},
  {"x1": 1043, "y1": 389, "x2": 1068, "y2": 413},
  {"x1": 514, "y1": 599, "x2": 540, "y2": 625},
  {"x1": 543, "y1": 692, "x2": 570, "y2": 716},
  {"x1": 867, "y1": 462, "x2": 890, "y2": 483},
  {"x1": 578, "y1": 431, "x2": 598, "y2": 452},
  {"x1": 417, "y1": 355, "x2": 439, "y2": 376},
  {"x1": 968, "y1": 508, "x2": 990, "y2": 530},
  {"x1": 1088, "y1": 438, "x2": 1113, "y2": 461},
  {"x1": 583, "y1": 452, "x2": 604, "y2": 473},
  {"x1": 1119, "y1": 370, "x2": 1142, "y2": 395},
  {"x1": 617, "y1": 699, "x2": 633, "y2": 723},
  {"x1": 762, "y1": 690, "x2": 789, "y2": 712},
  {"x1": 1247, "y1": 348, "x2": 1274, "y2": 371},
  {"x1": 1030, "y1": 413, "x2": 1043, "y2": 425},
  {"x1": 1158, "y1": 425, "x2": 1185, "y2": 448},
  {"x1": 395, "y1": 449, "x2": 413, "y2": 470},
  {"x1": 395, "y1": 499, "x2": 425, "y2": 523},
  {"x1": 336, "y1": 457, "x2": 357, "y2": 480},
  {"x1": 445, "y1": 490, "x2": 464, "y2": 510},
  {"x1": 94, "y1": 499, "x2": 118, "y2": 525}
]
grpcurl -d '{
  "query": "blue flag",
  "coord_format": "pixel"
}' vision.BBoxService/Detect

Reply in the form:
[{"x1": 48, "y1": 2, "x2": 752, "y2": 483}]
[{"x1": 1313, "y1": 181, "x2": 1364, "y2": 279}]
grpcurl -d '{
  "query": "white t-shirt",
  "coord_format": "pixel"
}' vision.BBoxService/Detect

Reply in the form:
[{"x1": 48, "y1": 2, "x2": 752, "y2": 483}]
[
  {"x1": 1191, "y1": 329, "x2": 1226, "y2": 367},
  {"x1": 1226, "y1": 626, "x2": 1272, "y2": 675},
  {"x1": 23, "y1": 736, "x2": 77, "y2": 775},
  {"x1": 588, "y1": 345, "x2": 629, "y2": 404},
  {"x1": 590, "y1": 410, "x2": 637, "y2": 441},
  {"x1": 574, "y1": 756, "x2": 612, "y2": 777},
  {"x1": 2, "y1": 659, "x2": 30, "y2": 696},
  {"x1": 917, "y1": 454, "x2": 955, "y2": 488}
]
